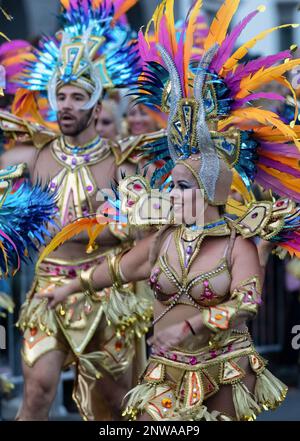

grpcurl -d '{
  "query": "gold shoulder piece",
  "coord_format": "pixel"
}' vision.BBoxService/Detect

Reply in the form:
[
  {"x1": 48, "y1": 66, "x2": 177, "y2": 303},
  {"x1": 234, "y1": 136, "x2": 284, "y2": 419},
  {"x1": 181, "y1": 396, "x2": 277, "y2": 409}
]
[
  {"x1": 131, "y1": 192, "x2": 173, "y2": 226},
  {"x1": 0, "y1": 163, "x2": 26, "y2": 181},
  {"x1": 227, "y1": 201, "x2": 273, "y2": 238},
  {"x1": 0, "y1": 110, "x2": 57, "y2": 149},
  {"x1": 112, "y1": 129, "x2": 166, "y2": 166},
  {"x1": 0, "y1": 163, "x2": 27, "y2": 208},
  {"x1": 228, "y1": 198, "x2": 295, "y2": 240},
  {"x1": 117, "y1": 175, "x2": 173, "y2": 226}
]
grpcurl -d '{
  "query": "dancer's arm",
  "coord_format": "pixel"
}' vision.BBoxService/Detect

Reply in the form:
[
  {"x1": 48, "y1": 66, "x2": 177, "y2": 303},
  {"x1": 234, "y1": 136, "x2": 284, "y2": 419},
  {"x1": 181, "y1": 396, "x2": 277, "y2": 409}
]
[
  {"x1": 256, "y1": 238, "x2": 274, "y2": 278},
  {"x1": 37, "y1": 233, "x2": 154, "y2": 308},
  {"x1": 0, "y1": 144, "x2": 38, "y2": 179},
  {"x1": 200, "y1": 236, "x2": 263, "y2": 333}
]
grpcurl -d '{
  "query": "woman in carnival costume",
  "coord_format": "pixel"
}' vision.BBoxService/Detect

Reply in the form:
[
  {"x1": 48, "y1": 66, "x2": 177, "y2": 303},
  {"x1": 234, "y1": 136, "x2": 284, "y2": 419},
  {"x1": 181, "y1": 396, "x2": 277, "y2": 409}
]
[
  {"x1": 39, "y1": 0, "x2": 300, "y2": 420},
  {"x1": 0, "y1": 0, "x2": 159, "y2": 421}
]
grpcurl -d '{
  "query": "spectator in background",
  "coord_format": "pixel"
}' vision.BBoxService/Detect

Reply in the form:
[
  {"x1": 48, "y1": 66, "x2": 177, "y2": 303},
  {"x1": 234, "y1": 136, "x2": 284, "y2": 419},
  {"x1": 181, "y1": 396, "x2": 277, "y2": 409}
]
[
  {"x1": 95, "y1": 99, "x2": 122, "y2": 141},
  {"x1": 125, "y1": 102, "x2": 160, "y2": 136}
]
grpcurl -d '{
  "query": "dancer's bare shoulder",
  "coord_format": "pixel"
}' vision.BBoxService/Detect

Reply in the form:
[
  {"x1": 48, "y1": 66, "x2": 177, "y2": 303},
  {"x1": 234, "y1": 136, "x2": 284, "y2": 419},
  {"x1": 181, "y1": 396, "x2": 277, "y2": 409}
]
[{"x1": 0, "y1": 143, "x2": 38, "y2": 178}]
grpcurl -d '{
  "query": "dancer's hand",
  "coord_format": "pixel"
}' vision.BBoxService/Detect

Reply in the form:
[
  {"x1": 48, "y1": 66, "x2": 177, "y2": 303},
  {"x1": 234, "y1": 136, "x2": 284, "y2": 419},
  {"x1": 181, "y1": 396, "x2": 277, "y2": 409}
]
[
  {"x1": 148, "y1": 316, "x2": 211, "y2": 352},
  {"x1": 148, "y1": 321, "x2": 191, "y2": 352},
  {"x1": 36, "y1": 283, "x2": 74, "y2": 309}
]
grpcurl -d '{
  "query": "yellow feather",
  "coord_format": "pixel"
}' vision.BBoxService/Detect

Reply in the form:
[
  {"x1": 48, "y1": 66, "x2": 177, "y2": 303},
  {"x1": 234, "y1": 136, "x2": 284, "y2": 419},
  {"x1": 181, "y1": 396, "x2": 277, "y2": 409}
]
[
  {"x1": 226, "y1": 197, "x2": 248, "y2": 216},
  {"x1": 165, "y1": 0, "x2": 177, "y2": 55},
  {"x1": 144, "y1": 16, "x2": 154, "y2": 47},
  {"x1": 12, "y1": 89, "x2": 46, "y2": 126},
  {"x1": 237, "y1": 59, "x2": 300, "y2": 99},
  {"x1": 0, "y1": 32, "x2": 10, "y2": 42},
  {"x1": 232, "y1": 171, "x2": 255, "y2": 203},
  {"x1": 92, "y1": 0, "x2": 102, "y2": 7},
  {"x1": 221, "y1": 24, "x2": 298, "y2": 75},
  {"x1": 253, "y1": 125, "x2": 300, "y2": 142},
  {"x1": 86, "y1": 223, "x2": 108, "y2": 254},
  {"x1": 113, "y1": 0, "x2": 138, "y2": 22},
  {"x1": 184, "y1": 0, "x2": 203, "y2": 95},
  {"x1": 204, "y1": 0, "x2": 240, "y2": 51},
  {"x1": 0, "y1": 6, "x2": 13, "y2": 21},
  {"x1": 145, "y1": 1, "x2": 164, "y2": 45},
  {"x1": 258, "y1": 164, "x2": 300, "y2": 193},
  {"x1": 36, "y1": 218, "x2": 108, "y2": 267},
  {"x1": 60, "y1": 0, "x2": 70, "y2": 9},
  {"x1": 218, "y1": 116, "x2": 237, "y2": 131},
  {"x1": 229, "y1": 107, "x2": 300, "y2": 147},
  {"x1": 218, "y1": 117, "x2": 271, "y2": 133}
]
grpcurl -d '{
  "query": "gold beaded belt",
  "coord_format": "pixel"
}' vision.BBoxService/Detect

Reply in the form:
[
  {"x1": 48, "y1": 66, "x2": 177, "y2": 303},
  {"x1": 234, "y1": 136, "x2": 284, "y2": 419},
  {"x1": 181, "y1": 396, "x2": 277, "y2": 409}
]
[{"x1": 150, "y1": 335, "x2": 252, "y2": 367}]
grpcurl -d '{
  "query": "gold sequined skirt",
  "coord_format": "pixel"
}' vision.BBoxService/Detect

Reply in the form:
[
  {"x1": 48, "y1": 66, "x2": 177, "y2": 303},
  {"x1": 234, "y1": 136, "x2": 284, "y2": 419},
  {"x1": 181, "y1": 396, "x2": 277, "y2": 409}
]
[
  {"x1": 123, "y1": 332, "x2": 287, "y2": 421},
  {"x1": 17, "y1": 248, "x2": 153, "y2": 420}
]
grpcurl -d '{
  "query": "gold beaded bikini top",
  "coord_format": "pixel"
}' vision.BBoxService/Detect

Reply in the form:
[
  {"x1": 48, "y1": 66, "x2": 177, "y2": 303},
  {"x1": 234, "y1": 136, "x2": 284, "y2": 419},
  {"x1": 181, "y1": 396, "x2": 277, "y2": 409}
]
[{"x1": 149, "y1": 223, "x2": 236, "y2": 324}]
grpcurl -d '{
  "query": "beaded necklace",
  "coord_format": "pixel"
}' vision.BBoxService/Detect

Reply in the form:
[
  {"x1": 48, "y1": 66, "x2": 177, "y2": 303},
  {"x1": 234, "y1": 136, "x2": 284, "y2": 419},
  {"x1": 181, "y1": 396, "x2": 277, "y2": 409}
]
[
  {"x1": 62, "y1": 135, "x2": 102, "y2": 155},
  {"x1": 177, "y1": 218, "x2": 227, "y2": 277}
]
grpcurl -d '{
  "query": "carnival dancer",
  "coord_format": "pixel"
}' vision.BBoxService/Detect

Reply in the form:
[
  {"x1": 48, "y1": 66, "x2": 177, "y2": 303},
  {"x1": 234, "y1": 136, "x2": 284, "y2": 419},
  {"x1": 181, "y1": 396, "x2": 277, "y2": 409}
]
[
  {"x1": 40, "y1": 0, "x2": 300, "y2": 421},
  {"x1": 0, "y1": 0, "x2": 155, "y2": 421}
]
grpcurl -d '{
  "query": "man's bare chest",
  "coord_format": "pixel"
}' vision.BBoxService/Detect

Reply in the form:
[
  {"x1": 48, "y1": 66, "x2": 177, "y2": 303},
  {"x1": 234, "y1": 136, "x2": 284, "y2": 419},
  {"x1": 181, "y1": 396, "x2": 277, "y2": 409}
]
[{"x1": 33, "y1": 143, "x2": 117, "y2": 223}]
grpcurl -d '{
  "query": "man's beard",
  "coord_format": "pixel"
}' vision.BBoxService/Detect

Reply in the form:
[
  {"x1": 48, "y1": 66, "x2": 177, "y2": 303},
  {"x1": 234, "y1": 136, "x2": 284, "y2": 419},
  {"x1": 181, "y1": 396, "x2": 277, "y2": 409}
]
[{"x1": 58, "y1": 109, "x2": 93, "y2": 137}]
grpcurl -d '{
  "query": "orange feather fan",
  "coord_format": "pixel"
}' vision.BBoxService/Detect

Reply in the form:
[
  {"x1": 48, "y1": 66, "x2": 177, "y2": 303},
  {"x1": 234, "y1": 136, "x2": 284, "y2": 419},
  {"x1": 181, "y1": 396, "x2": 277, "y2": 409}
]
[{"x1": 36, "y1": 217, "x2": 109, "y2": 267}]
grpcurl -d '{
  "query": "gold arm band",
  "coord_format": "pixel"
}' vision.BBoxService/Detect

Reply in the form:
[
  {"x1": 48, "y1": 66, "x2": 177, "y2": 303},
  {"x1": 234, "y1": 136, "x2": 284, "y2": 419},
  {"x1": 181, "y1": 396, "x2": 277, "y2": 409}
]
[
  {"x1": 80, "y1": 266, "x2": 99, "y2": 301},
  {"x1": 107, "y1": 249, "x2": 129, "y2": 288},
  {"x1": 201, "y1": 276, "x2": 261, "y2": 333}
]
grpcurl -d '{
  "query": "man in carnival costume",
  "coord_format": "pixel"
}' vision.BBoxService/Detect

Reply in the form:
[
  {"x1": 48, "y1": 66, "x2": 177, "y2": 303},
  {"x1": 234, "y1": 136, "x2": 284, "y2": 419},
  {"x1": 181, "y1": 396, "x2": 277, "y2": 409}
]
[
  {"x1": 0, "y1": 0, "x2": 156, "y2": 421},
  {"x1": 41, "y1": 0, "x2": 300, "y2": 421}
]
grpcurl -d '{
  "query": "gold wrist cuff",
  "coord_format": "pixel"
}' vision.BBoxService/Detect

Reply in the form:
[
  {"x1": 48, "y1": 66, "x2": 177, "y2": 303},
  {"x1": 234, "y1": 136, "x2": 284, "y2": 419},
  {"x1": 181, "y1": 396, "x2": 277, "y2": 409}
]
[
  {"x1": 107, "y1": 250, "x2": 128, "y2": 288},
  {"x1": 80, "y1": 266, "x2": 99, "y2": 300}
]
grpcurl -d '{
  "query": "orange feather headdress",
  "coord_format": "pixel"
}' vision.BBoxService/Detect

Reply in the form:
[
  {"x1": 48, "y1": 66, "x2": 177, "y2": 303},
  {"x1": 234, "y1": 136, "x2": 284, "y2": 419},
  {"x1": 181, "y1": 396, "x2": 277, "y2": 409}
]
[{"x1": 129, "y1": 0, "x2": 300, "y2": 205}]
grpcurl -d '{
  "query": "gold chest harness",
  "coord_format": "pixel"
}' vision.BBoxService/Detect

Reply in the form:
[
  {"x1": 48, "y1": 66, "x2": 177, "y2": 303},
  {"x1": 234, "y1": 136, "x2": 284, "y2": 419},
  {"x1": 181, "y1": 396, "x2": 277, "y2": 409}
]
[{"x1": 149, "y1": 222, "x2": 236, "y2": 324}]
